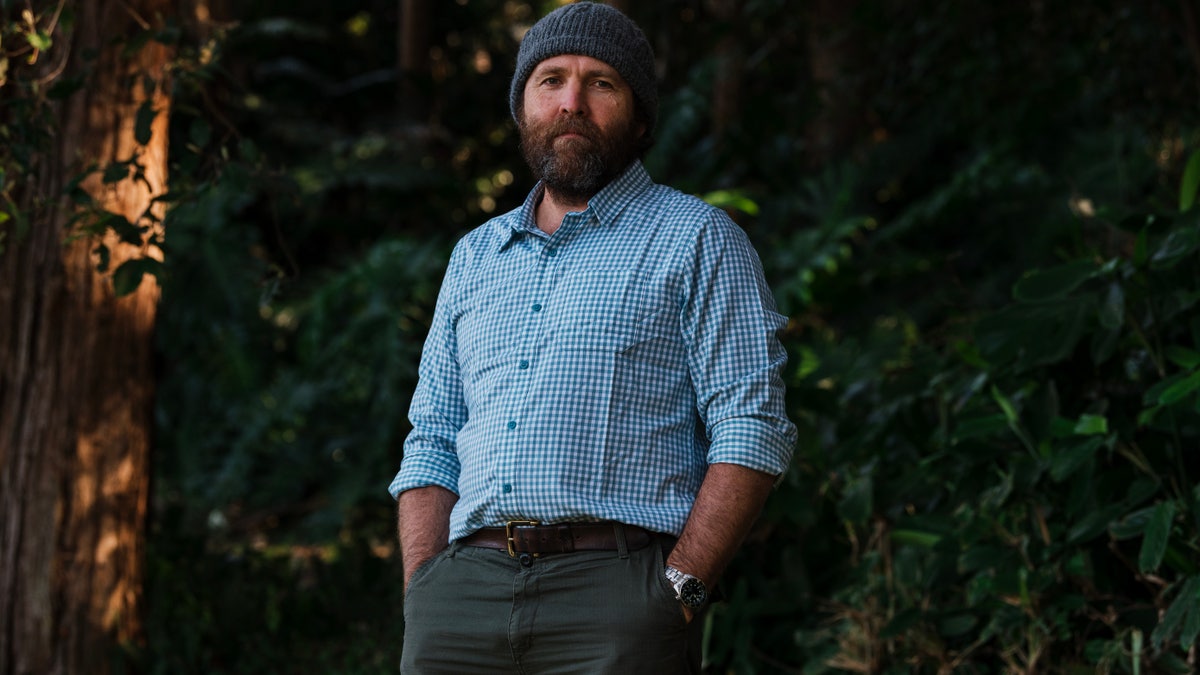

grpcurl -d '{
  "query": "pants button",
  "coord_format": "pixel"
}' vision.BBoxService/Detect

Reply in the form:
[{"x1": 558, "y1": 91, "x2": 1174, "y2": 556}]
[{"x1": 519, "y1": 553, "x2": 534, "y2": 568}]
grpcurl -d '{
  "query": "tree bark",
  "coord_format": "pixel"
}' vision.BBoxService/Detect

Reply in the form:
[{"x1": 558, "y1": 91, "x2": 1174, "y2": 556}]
[
  {"x1": 398, "y1": 0, "x2": 432, "y2": 122},
  {"x1": 0, "y1": 1, "x2": 173, "y2": 673}
]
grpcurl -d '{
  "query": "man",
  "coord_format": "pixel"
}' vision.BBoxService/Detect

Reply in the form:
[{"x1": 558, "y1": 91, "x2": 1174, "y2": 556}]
[{"x1": 389, "y1": 3, "x2": 796, "y2": 673}]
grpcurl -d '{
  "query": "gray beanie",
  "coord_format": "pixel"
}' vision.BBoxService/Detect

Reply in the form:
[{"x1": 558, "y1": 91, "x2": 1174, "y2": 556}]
[{"x1": 509, "y1": 2, "x2": 657, "y2": 132}]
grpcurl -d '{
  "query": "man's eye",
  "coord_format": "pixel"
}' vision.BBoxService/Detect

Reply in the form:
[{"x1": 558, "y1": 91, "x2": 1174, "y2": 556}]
[
  {"x1": 542, "y1": 77, "x2": 561, "y2": 85},
  {"x1": 594, "y1": 80, "x2": 614, "y2": 89}
]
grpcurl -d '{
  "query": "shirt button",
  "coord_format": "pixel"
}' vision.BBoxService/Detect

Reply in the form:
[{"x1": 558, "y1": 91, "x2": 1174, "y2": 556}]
[
  {"x1": 518, "y1": 360, "x2": 529, "y2": 369},
  {"x1": 506, "y1": 420, "x2": 517, "y2": 430},
  {"x1": 546, "y1": 248, "x2": 557, "y2": 257},
  {"x1": 502, "y1": 483, "x2": 513, "y2": 494},
  {"x1": 531, "y1": 303, "x2": 542, "y2": 312}
]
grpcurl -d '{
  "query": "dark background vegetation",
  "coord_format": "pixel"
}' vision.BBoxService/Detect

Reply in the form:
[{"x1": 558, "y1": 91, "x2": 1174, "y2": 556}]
[{"x1": 37, "y1": 0, "x2": 1200, "y2": 671}]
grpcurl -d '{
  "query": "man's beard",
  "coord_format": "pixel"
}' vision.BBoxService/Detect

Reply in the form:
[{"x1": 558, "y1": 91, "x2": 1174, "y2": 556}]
[{"x1": 519, "y1": 114, "x2": 641, "y2": 204}]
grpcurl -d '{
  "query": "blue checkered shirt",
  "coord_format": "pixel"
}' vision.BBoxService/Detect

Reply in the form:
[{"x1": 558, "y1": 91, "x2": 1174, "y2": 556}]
[{"x1": 389, "y1": 161, "x2": 796, "y2": 541}]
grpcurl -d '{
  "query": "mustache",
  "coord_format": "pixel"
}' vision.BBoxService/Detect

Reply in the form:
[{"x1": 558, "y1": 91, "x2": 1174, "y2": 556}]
[{"x1": 546, "y1": 116, "x2": 600, "y2": 140}]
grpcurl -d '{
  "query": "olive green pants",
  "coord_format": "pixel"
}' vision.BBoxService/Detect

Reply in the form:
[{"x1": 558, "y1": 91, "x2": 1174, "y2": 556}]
[{"x1": 400, "y1": 531, "x2": 703, "y2": 674}]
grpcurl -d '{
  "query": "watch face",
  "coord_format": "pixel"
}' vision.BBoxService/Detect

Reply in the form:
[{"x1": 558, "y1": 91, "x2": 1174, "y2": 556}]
[{"x1": 679, "y1": 578, "x2": 707, "y2": 608}]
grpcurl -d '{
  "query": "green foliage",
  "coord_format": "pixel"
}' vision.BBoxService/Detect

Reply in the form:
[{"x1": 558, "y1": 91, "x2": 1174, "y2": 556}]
[{"x1": 0, "y1": 5, "x2": 174, "y2": 290}]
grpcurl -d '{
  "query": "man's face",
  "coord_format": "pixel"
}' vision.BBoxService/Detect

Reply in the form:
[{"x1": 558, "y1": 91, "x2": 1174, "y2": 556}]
[{"x1": 519, "y1": 54, "x2": 646, "y2": 204}]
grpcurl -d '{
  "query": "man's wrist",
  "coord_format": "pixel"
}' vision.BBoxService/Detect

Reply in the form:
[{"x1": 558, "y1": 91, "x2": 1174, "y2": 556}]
[{"x1": 664, "y1": 565, "x2": 708, "y2": 610}]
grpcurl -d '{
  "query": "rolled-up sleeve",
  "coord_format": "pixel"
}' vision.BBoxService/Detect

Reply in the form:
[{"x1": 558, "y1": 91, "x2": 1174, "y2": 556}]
[
  {"x1": 681, "y1": 212, "x2": 796, "y2": 476},
  {"x1": 388, "y1": 244, "x2": 469, "y2": 499}
]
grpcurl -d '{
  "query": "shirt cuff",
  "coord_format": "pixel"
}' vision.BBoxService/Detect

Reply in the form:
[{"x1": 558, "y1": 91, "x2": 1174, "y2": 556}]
[
  {"x1": 706, "y1": 416, "x2": 796, "y2": 477},
  {"x1": 388, "y1": 450, "x2": 461, "y2": 500}
]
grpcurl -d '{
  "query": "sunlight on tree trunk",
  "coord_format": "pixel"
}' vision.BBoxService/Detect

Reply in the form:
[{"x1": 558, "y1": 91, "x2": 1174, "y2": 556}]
[{"x1": 0, "y1": 1, "x2": 174, "y2": 673}]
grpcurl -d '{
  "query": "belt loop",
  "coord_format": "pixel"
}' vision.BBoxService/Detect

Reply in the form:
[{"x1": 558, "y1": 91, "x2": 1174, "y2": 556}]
[{"x1": 614, "y1": 523, "x2": 630, "y2": 559}]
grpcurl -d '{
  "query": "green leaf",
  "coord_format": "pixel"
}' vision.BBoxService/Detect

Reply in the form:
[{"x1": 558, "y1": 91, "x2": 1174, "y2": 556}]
[
  {"x1": 1165, "y1": 346, "x2": 1200, "y2": 370},
  {"x1": 1068, "y1": 504, "x2": 1124, "y2": 543},
  {"x1": 102, "y1": 162, "x2": 130, "y2": 184},
  {"x1": 1138, "y1": 501, "x2": 1176, "y2": 573},
  {"x1": 700, "y1": 189, "x2": 760, "y2": 216},
  {"x1": 1153, "y1": 576, "x2": 1200, "y2": 649},
  {"x1": 991, "y1": 385, "x2": 1018, "y2": 423},
  {"x1": 951, "y1": 414, "x2": 1008, "y2": 442},
  {"x1": 135, "y1": 100, "x2": 157, "y2": 145},
  {"x1": 891, "y1": 529, "x2": 942, "y2": 547},
  {"x1": 1151, "y1": 220, "x2": 1200, "y2": 270},
  {"x1": 1110, "y1": 505, "x2": 1155, "y2": 540},
  {"x1": 1073, "y1": 414, "x2": 1108, "y2": 436},
  {"x1": 1180, "y1": 149, "x2": 1200, "y2": 212},
  {"x1": 1158, "y1": 370, "x2": 1200, "y2": 406},
  {"x1": 93, "y1": 244, "x2": 110, "y2": 273},
  {"x1": 1049, "y1": 436, "x2": 1104, "y2": 482},
  {"x1": 975, "y1": 297, "x2": 1091, "y2": 369},
  {"x1": 26, "y1": 30, "x2": 52, "y2": 51},
  {"x1": 1012, "y1": 260, "x2": 1099, "y2": 301},
  {"x1": 111, "y1": 257, "x2": 164, "y2": 296},
  {"x1": 1134, "y1": 227, "x2": 1149, "y2": 266},
  {"x1": 1097, "y1": 282, "x2": 1125, "y2": 330}
]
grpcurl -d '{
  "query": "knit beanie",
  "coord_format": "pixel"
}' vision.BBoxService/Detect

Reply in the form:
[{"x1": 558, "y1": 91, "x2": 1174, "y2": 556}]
[{"x1": 509, "y1": 2, "x2": 657, "y2": 132}]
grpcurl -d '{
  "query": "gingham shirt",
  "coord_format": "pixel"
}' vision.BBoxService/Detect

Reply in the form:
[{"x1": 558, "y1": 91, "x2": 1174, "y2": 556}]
[{"x1": 389, "y1": 161, "x2": 796, "y2": 541}]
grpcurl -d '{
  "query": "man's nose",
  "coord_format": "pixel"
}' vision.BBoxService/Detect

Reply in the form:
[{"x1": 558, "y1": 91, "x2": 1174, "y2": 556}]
[{"x1": 558, "y1": 81, "x2": 587, "y2": 116}]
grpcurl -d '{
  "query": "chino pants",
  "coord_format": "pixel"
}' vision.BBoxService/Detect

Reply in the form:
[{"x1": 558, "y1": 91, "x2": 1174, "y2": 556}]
[{"x1": 400, "y1": 530, "x2": 704, "y2": 674}]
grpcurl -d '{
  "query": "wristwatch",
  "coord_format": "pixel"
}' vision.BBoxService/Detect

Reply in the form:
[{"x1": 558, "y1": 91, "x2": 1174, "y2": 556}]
[{"x1": 664, "y1": 566, "x2": 708, "y2": 610}]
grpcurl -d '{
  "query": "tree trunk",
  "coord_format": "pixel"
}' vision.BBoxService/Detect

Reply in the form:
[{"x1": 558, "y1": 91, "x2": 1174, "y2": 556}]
[
  {"x1": 398, "y1": 0, "x2": 432, "y2": 122},
  {"x1": 805, "y1": 0, "x2": 861, "y2": 166},
  {"x1": 0, "y1": 1, "x2": 173, "y2": 673}
]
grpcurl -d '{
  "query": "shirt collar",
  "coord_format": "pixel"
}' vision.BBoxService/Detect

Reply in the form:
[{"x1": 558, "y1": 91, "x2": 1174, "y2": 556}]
[{"x1": 496, "y1": 160, "x2": 653, "y2": 250}]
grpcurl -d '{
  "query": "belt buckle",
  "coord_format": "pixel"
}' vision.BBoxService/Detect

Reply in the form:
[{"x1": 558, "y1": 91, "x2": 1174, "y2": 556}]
[{"x1": 505, "y1": 520, "x2": 540, "y2": 558}]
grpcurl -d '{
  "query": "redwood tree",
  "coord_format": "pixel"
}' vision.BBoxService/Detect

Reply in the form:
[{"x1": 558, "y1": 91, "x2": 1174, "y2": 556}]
[{"x1": 0, "y1": 2, "x2": 174, "y2": 673}]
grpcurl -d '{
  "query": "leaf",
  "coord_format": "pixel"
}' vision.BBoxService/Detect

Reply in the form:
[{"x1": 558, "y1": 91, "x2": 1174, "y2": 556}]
[
  {"x1": 891, "y1": 529, "x2": 942, "y2": 547},
  {"x1": 1073, "y1": 414, "x2": 1108, "y2": 435},
  {"x1": 1151, "y1": 220, "x2": 1200, "y2": 270},
  {"x1": 93, "y1": 244, "x2": 110, "y2": 273},
  {"x1": 112, "y1": 257, "x2": 163, "y2": 296},
  {"x1": 1138, "y1": 501, "x2": 1176, "y2": 573},
  {"x1": 135, "y1": 100, "x2": 157, "y2": 145},
  {"x1": 1159, "y1": 370, "x2": 1200, "y2": 406},
  {"x1": 700, "y1": 189, "x2": 760, "y2": 216},
  {"x1": 1097, "y1": 282, "x2": 1125, "y2": 330},
  {"x1": 1012, "y1": 260, "x2": 1099, "y2": 302},
  {"x1": 1180, "y1": 149, "x2": 1200, "y2": 212},
  {"x1": 102, "y1": 162, "x2": 130, "y2": 184},
  {"x1": 26, "y1": 30, "x2": 52, "y2": 51},
  {"x1": 1110, "y1": 505, "x2": 1155, "y2": 540},
  {"x1": 1166, "y1": 346, "x2": 1200, "y2": 370},
  {"x1": 951, "y1": 414, "x2": 1008, "y2": 442},
  {"x1": 1050, "y1": 437, "x2": 1104, "y2": 482},
  {"x1": 991, "y1": 385, "x2": 1018, "y2": 423},
  {"x1": 975, "y1": 298, "x2": 1091, "y2": 369},
  {"x1": 1152, "y1": 576, "x2": 1200, "y2": 649},
  {"x1": 1067, "y1": 504, "x2": 1124, "y2": 543}
]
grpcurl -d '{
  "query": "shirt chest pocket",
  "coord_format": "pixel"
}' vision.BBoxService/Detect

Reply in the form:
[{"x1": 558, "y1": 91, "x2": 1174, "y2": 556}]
[{"x1": 552, "y1": 268, "x2": 681, "y2": 355}]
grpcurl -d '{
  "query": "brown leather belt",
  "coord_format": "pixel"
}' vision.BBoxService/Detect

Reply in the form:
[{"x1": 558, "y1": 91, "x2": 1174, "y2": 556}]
[{"x1": 461, "y1": 521, "x2": 653, "y2": 557}]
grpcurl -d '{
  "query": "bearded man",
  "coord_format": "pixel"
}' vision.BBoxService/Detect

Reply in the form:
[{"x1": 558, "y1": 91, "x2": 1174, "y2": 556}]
[{"x1": 389, "y1": 3, "x2": 796, "y2": 673}]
